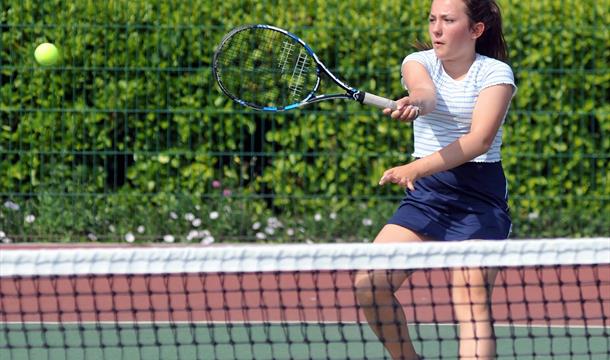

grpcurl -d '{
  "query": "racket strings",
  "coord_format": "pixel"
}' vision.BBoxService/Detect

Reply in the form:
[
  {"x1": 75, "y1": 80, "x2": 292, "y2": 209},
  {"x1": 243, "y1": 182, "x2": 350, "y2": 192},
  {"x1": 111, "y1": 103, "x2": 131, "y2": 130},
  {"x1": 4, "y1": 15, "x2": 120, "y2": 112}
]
[
  {"x1": 288, "y1": 49, "x2": 310, "y2": 101},
  {"x1": 278, "y1": 41, "x2": 295, "y2": 73}
]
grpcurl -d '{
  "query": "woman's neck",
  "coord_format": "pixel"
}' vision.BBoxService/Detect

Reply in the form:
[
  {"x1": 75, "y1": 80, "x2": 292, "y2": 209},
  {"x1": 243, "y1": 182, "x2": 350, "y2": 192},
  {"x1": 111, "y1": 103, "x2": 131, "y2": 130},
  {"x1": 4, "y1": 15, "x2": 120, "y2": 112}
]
[{"x1": 441, "y1": 53, "x2": 477, "y2": 81}]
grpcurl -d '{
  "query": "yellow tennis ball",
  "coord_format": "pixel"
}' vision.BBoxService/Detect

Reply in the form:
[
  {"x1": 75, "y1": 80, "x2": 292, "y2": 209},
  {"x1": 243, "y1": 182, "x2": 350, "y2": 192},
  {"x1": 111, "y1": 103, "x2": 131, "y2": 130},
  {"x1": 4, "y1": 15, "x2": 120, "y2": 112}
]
[{"x1": 34, "y1": 43, "x2": 60, "y2": 66}]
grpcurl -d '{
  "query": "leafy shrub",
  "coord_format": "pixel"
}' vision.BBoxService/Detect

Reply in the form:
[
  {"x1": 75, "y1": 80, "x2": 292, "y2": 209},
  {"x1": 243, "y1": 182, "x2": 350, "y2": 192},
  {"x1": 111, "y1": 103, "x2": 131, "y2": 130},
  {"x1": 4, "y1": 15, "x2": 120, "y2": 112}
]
[{"x1": 1, "y1": 0, "x2": 608, "y2": 242}]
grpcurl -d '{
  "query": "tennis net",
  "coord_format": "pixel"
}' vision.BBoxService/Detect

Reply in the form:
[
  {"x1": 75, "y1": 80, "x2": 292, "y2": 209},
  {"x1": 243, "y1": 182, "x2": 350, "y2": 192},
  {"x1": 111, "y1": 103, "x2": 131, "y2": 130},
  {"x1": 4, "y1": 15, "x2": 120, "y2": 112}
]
[{"x1": 1, "y1": 238, "x2": 609, "y2": 360}]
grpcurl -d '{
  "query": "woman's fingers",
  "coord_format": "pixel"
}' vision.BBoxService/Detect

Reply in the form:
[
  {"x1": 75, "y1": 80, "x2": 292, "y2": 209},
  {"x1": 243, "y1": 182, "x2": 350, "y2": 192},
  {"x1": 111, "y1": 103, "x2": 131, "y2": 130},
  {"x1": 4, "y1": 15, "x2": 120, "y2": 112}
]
[
  {"x1": 379, "y1": 173, "x2": 391, "y2": 185},
  {"x1": 379, "y1": 170, "x2": 397, "y2": 185},
  {"x1": 389, "y1": 105, "x2": 420, "y2": 121},
  {"x1": 406, "y1": 179, "x2": 416, "y2": 191},
  {"x1": 380, "y1": 170, "x2": 416, "y2": 190}
]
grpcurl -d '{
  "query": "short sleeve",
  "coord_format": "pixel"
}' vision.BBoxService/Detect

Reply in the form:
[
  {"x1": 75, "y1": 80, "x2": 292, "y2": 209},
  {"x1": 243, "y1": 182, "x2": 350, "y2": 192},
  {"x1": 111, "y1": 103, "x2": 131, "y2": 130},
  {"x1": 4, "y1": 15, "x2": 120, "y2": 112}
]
[
  {"x1": 480, "y1": 60, "x2": 517, "y2": 96},
  {"x1": 401, "y1": 50, "x2": 436, "y2": 90}
]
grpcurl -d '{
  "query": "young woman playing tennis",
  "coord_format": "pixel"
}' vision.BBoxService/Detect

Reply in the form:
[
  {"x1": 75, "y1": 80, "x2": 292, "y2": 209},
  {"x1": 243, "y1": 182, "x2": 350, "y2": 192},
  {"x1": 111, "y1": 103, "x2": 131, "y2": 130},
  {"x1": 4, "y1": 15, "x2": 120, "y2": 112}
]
[{"x1": 355, "y1": 0, "x2": 516, "y2": 359}]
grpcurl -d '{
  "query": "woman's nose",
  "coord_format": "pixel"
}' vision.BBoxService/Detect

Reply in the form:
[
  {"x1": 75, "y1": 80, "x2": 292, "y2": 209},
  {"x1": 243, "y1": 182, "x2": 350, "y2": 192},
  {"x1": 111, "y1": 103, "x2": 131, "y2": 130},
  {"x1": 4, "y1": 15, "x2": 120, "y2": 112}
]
[{"x1": 431, "y1": 22, "x2": 442, "y2": 35}]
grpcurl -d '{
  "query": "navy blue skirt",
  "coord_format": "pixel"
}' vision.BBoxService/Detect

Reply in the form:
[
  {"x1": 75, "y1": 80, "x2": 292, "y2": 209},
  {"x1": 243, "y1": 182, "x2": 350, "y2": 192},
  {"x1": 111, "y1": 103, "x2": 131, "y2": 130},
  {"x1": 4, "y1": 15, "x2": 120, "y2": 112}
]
[{"x1": 387, "y1": 161, "x2": 511, "y2": 241}]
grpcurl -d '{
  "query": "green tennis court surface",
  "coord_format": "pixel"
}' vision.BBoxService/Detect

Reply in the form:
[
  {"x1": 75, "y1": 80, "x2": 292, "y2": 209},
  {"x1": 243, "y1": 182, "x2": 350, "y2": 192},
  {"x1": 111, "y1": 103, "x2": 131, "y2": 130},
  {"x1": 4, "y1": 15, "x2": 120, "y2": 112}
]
[{"x1": 1, "y1": 322, "x2": 608, "y2": 360}]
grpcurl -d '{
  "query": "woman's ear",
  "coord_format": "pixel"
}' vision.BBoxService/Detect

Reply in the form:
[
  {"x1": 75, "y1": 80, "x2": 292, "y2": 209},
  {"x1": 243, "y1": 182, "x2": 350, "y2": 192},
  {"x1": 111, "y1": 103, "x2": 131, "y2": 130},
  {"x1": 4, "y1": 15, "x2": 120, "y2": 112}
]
[{"x1": 472, "y1": 22, "x2": 485, "y2": 39}]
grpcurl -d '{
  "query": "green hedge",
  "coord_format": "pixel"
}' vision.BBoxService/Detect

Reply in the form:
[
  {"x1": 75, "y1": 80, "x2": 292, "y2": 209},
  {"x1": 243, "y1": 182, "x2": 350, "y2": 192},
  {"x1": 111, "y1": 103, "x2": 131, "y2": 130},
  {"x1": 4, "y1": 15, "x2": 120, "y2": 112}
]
[{"x1": 1, "y1": 0, "x2": 608, "y2": 242}]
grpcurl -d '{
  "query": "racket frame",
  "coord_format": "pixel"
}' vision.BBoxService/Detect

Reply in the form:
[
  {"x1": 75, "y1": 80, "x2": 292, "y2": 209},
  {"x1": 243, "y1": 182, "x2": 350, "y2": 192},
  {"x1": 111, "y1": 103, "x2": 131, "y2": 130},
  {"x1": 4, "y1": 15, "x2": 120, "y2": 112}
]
[{"x1": 213, "y1": 24, "x2": 397, "y2": 112}]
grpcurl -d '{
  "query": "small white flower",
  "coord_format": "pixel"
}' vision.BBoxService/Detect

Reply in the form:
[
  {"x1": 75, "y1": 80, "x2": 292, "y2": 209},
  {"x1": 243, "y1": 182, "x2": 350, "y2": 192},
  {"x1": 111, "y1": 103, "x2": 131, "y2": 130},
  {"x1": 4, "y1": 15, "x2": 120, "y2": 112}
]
[
  {"x1": 314, "y1": 213, "x2": 322, "y2": 222},
  {"x1": 125, "y1": 232, "x2": 135, "y2": 243},
  {"x1": 108, "y1": 225, "x2": 116, "y2": 233},
  {"x1": 252, "y1": 221, "x2": 261, "y2": 230},
  {"x1": 329, "y1": 212, "x2": 337, "y2": 220},
  {"x1": 25, "y1": 214, "x2": 36, "y2": 223},
  {"x1": 528, "y1": 212, "x2": 540, "y2": 220},
  {"x1": 137, "y1": 226, "x2": 145, "y2": 233},
  {"x1": 286, "y1": 228, "x2": 295, "y2": 236},
  {"x1": 184, "y1": 213, "x2": 195, "y2": 221},
  {"x1": 0, "y1": 230, "x2": 6, "y2": 238},
  {"x1": 265, "y1": 226, "x2": 275, "y2": 235},
  {"x1": 87, "y1": 233, "x2": 98, "y2": 241},
  {"x1": 201, "y1": 235, "x2": 215, "y2": 245},
  {"x1": 187, "y1": 230, "x2": 199, "y2": 241},
  {"x1": 306, "y1": 239, "x2": 314, "y2": 244},
  {"x1": 3, "y1": 201, "x2": 20, "y2": 211},
  {"x1": 170, "y1": 212, "x2": 178, "y2": 220},
  {"x1": 255, "y1": 232, "x2": 266, "y2": 240},
  {"x1": 209, "y1": 211, "x2": 219, "y2": 220},
  {"x1": 362, "y1": 218, "x2": 373, "y2": 226},
  {"x1": 163, "y1": 234, "x2": 175, "y2": 243},
  {"x1": 2, "y1": 237, "x2": 12, "y2": 244},
  {"x1": 267, "y1": 217, "x2": 282, "y2": 228},
  {"x1": 192, "y1": 218, "x2": 202, "y2": 227}
]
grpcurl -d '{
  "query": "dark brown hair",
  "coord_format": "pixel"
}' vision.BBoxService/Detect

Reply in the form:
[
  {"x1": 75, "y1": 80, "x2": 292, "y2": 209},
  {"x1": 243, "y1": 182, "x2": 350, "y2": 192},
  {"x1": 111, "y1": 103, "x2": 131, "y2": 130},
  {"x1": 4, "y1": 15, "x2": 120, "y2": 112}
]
[
  {"x1": 464, "y1": 0, "x2": 508, "y2": 61},
  {"x1": 416, "y1": 0, "x2": 509, "y2": 61}
]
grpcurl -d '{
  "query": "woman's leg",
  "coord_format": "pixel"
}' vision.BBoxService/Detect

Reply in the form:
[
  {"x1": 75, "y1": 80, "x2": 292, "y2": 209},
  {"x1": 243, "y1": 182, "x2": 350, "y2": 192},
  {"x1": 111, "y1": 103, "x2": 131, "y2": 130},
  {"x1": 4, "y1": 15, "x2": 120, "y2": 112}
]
[
  {"x1": 354, "y1": 224, "x2": 430, "y2": 360},
  {"x1": 452, "y1": 267, "x2": 498, "y2": 360}
]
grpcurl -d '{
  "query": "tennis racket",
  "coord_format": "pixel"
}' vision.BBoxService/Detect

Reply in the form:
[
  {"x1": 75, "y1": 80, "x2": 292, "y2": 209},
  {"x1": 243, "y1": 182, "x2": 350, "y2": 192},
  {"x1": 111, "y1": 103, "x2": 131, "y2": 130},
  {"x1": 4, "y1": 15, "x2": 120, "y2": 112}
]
[{"x1": 212, "y1": 24, "x2": 400, "y2": 112}]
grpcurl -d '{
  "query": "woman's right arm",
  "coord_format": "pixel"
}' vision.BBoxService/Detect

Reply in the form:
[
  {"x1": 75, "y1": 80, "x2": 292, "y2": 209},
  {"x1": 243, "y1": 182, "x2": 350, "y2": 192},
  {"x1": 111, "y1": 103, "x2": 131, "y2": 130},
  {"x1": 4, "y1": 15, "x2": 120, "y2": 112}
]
[{"x1": 384, "y1": 61, "x2": 437, "y2": 121}]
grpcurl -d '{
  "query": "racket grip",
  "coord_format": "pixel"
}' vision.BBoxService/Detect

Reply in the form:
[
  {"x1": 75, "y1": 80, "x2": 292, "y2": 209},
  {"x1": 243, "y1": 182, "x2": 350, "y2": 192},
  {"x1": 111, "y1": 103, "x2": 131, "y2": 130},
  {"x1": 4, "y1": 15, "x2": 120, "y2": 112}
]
[{"x1": 360, "y1": 92, "x2": 397, "y2": 110}]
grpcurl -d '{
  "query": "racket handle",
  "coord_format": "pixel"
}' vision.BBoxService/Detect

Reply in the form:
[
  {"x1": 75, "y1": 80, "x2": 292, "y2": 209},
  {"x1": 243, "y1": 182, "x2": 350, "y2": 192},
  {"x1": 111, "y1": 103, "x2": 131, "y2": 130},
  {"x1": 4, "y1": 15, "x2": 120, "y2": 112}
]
[{"x1": 360, "y1": 92, "x2": 397, "y2": 110}]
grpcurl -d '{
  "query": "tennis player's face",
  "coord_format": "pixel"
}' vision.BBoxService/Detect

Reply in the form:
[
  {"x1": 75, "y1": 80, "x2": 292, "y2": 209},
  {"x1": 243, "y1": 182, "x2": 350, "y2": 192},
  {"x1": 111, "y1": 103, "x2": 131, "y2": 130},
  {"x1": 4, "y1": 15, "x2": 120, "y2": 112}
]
[{"x1": 428, "y1": 0, "x2": 478, "y2": 61}]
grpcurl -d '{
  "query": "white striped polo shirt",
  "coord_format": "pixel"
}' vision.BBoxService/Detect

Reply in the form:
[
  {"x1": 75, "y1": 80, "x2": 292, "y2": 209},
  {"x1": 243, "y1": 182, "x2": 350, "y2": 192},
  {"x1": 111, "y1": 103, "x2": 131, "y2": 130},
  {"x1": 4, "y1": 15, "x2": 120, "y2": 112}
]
[{"x1": 402, "y1": 49, "x2": 517, "y2": 162}]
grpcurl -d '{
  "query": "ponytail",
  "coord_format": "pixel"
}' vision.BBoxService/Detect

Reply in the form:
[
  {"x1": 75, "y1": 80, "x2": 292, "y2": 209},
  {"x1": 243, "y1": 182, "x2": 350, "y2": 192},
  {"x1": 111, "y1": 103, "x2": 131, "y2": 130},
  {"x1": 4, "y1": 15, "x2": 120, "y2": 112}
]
[{"x1": 465, "y1": 0, "x2": 508, "y2": 61}]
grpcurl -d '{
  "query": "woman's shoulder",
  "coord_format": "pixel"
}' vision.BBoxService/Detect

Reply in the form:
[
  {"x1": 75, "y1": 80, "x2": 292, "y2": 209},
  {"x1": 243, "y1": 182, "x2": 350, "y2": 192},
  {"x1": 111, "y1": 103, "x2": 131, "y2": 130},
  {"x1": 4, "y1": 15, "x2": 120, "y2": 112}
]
[
  {"x1": 474, "y1": 54, "x2": 517, "y2": 92},
  {"x1": 475, "y1": 54, "x2": 514, "y2": 75},
  {"x1": 403, "y1": 49, "x2": 437, "y2": 63},
  {"x1": 402, "y1": 49, "x2": 439, "y2": 74}
]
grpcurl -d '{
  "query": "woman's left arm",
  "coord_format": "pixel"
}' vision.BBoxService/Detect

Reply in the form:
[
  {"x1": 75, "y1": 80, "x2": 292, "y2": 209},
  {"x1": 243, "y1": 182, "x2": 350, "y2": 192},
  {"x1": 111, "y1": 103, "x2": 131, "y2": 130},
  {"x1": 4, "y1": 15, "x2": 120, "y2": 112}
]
[{"x1": 380, "y1": 84, "x2": 514, "y2": 189}]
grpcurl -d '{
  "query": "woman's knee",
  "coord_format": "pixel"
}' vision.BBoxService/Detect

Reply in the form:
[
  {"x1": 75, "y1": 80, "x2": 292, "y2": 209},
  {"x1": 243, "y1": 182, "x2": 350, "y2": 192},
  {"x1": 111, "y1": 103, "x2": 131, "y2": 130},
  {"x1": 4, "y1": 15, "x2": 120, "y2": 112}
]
[
  {"x1": 354, "y1": 272, "x2": 373, "y2": 303},
  {"x1": 354, "y1": 271, "x2": 397, "y2": 306}
]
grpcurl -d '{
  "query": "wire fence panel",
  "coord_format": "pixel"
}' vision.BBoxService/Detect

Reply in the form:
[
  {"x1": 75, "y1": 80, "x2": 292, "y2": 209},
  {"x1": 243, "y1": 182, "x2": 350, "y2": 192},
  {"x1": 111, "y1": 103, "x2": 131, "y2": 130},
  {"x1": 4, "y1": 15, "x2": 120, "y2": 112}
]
[{"x1": 1, "y1": 0, "x2": 608, "y2": 242}]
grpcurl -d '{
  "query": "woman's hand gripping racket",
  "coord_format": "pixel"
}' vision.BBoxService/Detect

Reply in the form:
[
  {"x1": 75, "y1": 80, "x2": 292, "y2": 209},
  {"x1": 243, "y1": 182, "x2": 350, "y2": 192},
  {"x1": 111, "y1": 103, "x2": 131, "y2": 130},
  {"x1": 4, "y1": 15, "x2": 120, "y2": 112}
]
[{"x1": 213, "y1": 24, "x2": 409, "y2": 112}]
